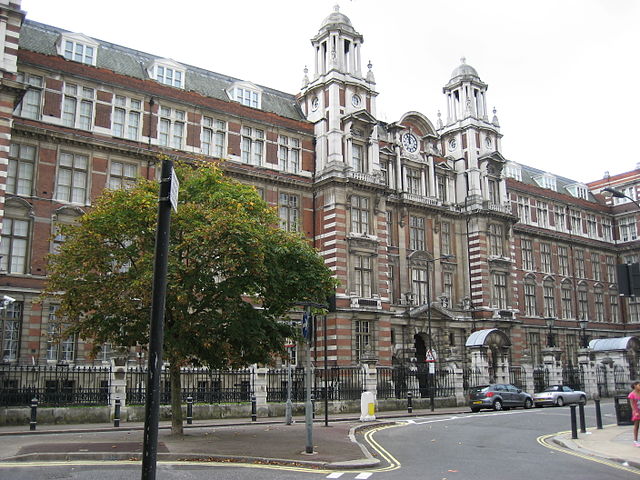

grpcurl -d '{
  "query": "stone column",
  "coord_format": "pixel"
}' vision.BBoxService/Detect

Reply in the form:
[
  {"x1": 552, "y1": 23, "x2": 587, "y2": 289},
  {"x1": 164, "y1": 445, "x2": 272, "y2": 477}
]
[
  {"x1": 577, "y1": 349, "x2": 597, "y2": 398},
  {"x1": 110, "y1": 357, "x2": 127, "y2": 418},
  {"x1": 468, "y1": 346, "x2": 490, "y2": 385},
  {"x1": 542, "y1": 348, "x2": 563, "y2": 386},
  {"x1": 252, "y1": 365, "x2": 269, "y2": 416}
]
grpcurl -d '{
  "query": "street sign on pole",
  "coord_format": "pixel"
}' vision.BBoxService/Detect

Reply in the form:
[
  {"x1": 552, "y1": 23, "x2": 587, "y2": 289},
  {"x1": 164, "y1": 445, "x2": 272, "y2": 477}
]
[
  {"x1": 169, "y1": 167, "x2": 179, "y2": 213},
  {"x1": 425, "y1": 349, "x2": 437, "y2": 362}
]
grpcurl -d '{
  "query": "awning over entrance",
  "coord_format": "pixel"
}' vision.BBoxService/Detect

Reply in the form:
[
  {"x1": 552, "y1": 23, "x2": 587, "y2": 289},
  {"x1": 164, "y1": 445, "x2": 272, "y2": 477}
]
[
  {"x1": 465, "y1": 328, "x2": 511, "y2": 347},
  {"x1": 589, "y1": 336, "x2": 639, "y2": 352}
]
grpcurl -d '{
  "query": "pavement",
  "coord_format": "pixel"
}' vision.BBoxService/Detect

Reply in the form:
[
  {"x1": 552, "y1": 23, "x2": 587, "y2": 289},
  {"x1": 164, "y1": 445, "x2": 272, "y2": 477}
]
[{"x1": 0, "y1": 404, "x2": 637, "y2": 471}]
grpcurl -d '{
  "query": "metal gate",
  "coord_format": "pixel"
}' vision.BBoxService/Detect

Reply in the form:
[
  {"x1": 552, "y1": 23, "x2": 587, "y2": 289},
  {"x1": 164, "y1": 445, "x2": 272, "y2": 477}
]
[
  {"x1": 533, "y1": 366, "x2": 549, "y2": 393},
  {"x1": 562, "y1": 366, "x2": 584, "y2": 391},
  {"x1": 596, "y1": 365, "x2": 609, "y2": 398}
]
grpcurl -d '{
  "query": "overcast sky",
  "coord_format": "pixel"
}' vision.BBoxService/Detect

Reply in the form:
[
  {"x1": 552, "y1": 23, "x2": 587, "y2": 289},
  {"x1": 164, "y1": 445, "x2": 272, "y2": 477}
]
[{"x1": 21, "y1": 0, "x2": 640, "y2": 184}]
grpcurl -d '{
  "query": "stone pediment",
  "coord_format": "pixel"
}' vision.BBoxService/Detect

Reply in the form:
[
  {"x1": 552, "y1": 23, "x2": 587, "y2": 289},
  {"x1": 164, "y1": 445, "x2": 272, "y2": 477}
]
[{"x1": 343, "y1": 109, "x2": 377, "y2": 125}]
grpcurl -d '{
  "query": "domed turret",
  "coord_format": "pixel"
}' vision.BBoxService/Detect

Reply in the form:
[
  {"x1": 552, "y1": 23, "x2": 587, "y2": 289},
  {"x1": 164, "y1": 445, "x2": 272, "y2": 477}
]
[
  {"x1": 319, "y1": 5, "x2": 355, "y2": 34},
  {"x1": 450, "y1": 57, "x2": 480, "y2": 81}
]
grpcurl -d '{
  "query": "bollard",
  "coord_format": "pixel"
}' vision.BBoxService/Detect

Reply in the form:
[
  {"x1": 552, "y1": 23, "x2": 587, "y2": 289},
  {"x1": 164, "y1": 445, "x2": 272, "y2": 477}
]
[
  {"x1": 251, "y1": 395, "x2": 257, "y2": 422},
  {"x1": 29, "y1": 397, "x2": 38, "y2": 431},
  {"x1": 113, "y1": 398, "x2": 121, "y2": 428},
  {"x1": 186, "y1": 396, "x2": 193, "y2": 425},
  {"x1": 595, "y1": 399, "x2": 603, "y2": 429},
  {"x1": 407, "y1": 392, "x2": 413, "y2": 414},
  {"x1": 578, "y1": 403, "x2": 586, "y2": 433},
  {"x1": 570, "y1": 405, "x2": 578, "y2": 439}
]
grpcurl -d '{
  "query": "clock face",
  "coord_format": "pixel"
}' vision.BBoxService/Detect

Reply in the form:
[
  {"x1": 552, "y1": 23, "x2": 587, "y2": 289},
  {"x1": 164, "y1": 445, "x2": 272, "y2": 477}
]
[
  {"x1": 311, "y1": 97, "x2": 319, "y2": 111},
  {"x1": 402, "y1": 133, "x2": 418, "y2": 153},
  {"x1": 448, "y1": 138, "x2": 457, "y2": 150},
  {"x1": 351, "y1": 94, "x2": 361, "y2": 107}
]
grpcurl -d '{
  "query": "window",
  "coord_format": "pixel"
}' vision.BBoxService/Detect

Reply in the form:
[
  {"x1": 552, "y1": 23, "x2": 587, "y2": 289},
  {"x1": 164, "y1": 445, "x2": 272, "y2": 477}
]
[
  {"x1": 386, "y1": 211, "x2": 394, "y2": 246},
  {"x1": 234, "y1": 87, "x2": 260, "y2": 108},
  {"x1": 577, "y1": 284, "x2": 588, "y2": 320},
  {"x1": 156, "y1": 65, "x2": 183, "y2": 88},
  {"x1": 279, "y1": 193, "x2": 299, "y2": 232},
  {"x1": 540, "y1": 243, "x2": 552, "y2": 273},
  {"x1": 560, "y1": 281, "x2": 572, "y2": 319},
  {"x1": 488, "y1": 224, "x2": 504, "y2": 257},
  {"x1": 388, "y1": 265, "x2": 395, "y2": 304},
  {"x1": 412, "y1": 268, "x2": 428, "y2": 305},
  {"x1": 606, "y1": 255, "x2": 616, "y2": 283},
  {"x1": 112, "y1": 96, "x2": 141, "y2": 140},
  {"x1": 629, "y1": 297, "x2": 640, "y2": 324},
  {"x1": 158, "y1": 107, "x2": 185, "y2": 149},
  {"x1": 436, "y1": 174, "x2": 448, "y2": 202},
  {"x1": 7, "y1": 144, "x2": 36, "y2": 196},
  {"x1": 558, "y1": 246, "x2": 570, "y2": 276},
  {"x1": 202, "y1": 117, "x2": 226, "y2": 158},
  {"x1": 15, "y1": 73, "x2": 43, "y2": 119},
  {"x1": 108, "y1": 160, "x2": 137, "y2": 190},
  {"x1": 350, "y1": 196, "x2": 369, "y2": 234},
  {"x1": 441, "y1": 222, "x2": 451, "y2": 255},
  {"x1": 534, "y1": 174, "x2": 556, "y2": 191},
  {"x1": 569, "y1": 209, "x2": 582, "y2": 234},
  {"x1": 353, "y1": 255, "x2": 372, "y2": 298},
  {"x1": 0, "y1": 216, "x2": 30, "y2": 274},
  {"x1": 524, "y1": 278, "x2": 537, "y2": 316},
  {"x1": 613, "y1": 186, "x2": 637, "y2": 205},
  {"x1": 492, "y1": 272, "x2": 508, "y2": 309},
  {"x1": 517, "y1": 196, "x2": 531, "y2": 224},
  {"x1": 505, "y1": 162, "x2": 522, "y2": 181},
  {"x1": 380, "y1": 160, "x2": 389, "y2": 186},
  {"x1": 619, "y1": 216, "x2": 638, "y2": 242},
  {"x1": 354, "y1": 320, "x2": 371, "y2": 361},
  {"x1": 46, "y1": 305, "x2": 75, "y2": 362},
  {"x1": 279, "y1": 136, "x2": 301, "y2": 173},
  {"x1": 610, "y1": 291, "x2": 619, "y2": 323},
  {"x1": 575, "y1": 250, "x2": 585, "y2": 278},
  {"x1": 594, "y1": 288, "x2": 604, "y2": 322},
  {"x1": 554, "y1": 205, "x2": 566, "y2": 232},
  {"x1": 55, "y1": 152, "x2": 88, "y2": 204},
  {"x1": 591, "y1": 253, "x2": 601, "y2": 281},
  {"x1": 241, "y1": 126, "x2": 264, "y2": 165},
  {"x1": 406, "y1": 167, "x2": 422, "y2": 195},
  {"x1": 567, "y1": 184, "x2": 589, "y2": 200},
  {"x1": 487, "y1": 178, "x2": 499, "y2": 205},
  {"x1": 409, "y1": 216, "x2": 425, "y2": 251},
  {"x1": 352, "y1": 143, "x2": 366, "y2": 172},
  {"x1": 528, "y1": 332, "x2": 542, "y2": 366},
  {"x1": 521, "y1": 239, "x2": 534, "y2": 270},
  {"x1": 62, "y1": 39, "x2": 96, "y2": 65},
  {"x1": 443, "y1": 271, "x2": 453, "y2": 306},
  {"x1": 63, "y1": 84, "x2": 94, "y2": 130},
  {"x1": 1, "y1": 301, "x2": 22, "y2": 362},
  {"x1": 537, "y1": 202, "x2": 549, "y2": 228},
  {"x1": 602, "y1": 218, "x2": 612, "y2": 241},
  {"x1": 543, "y1": 280, "x2": 555, "y2": 317},
  {"x1": 586, "y1": 215, "x2": 597, "y2": 238}
]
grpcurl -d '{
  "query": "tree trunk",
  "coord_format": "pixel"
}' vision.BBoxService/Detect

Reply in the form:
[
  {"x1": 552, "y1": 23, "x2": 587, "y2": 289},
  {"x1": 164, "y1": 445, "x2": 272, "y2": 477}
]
[{"x1": 169, "y1": 362, "x2": 183, "y2": 435}]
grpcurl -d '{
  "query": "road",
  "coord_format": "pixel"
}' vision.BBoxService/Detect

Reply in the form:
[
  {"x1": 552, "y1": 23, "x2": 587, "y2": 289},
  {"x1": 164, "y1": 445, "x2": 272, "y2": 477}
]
[{"x1": 0, "y1": 403, "x2": 636, "y2": 480}]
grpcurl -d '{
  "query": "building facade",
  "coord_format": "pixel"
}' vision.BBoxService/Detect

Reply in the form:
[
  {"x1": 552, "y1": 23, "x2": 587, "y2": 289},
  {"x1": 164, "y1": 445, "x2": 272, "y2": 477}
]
[{"x1": 0, "y1": 3, "x2": 638, "y2": 376}]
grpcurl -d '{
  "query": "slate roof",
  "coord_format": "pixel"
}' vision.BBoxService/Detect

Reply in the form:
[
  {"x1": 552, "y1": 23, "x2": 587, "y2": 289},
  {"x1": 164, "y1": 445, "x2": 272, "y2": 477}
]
[
  {"x1": 18, "y1": 20, "x2": 306, "y2": 122},
  {"x1": 510, "y1": 161, "x2": 599, "y2": 203}
]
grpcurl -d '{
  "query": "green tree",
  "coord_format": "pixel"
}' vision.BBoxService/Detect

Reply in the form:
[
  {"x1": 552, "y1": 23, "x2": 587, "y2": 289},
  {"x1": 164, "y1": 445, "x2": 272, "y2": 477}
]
[{"x1": 44, "y1": 159, "x2": 335, "y2": 434}]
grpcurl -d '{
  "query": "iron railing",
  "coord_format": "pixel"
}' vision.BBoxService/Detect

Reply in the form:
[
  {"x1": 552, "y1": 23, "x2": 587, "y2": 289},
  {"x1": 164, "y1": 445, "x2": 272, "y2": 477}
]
[
  {"x1": 562, "y1": 366, "x2": 585, "y2": 391},
  {"x1": 509, "y1": 366, "x2": 526, "y2": 391},
  {"x1": 533, "y1": 366, "x2": 549, "y2": 393},
  {"x1": 0, "y1": 364, "x2": 111, "y2": 406}
]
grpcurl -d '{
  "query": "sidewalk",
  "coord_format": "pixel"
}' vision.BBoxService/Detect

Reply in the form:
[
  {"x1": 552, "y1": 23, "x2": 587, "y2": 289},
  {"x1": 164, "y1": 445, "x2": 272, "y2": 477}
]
[{"x1": 0, "y1": 406, "x2": 638, "y2": 470}]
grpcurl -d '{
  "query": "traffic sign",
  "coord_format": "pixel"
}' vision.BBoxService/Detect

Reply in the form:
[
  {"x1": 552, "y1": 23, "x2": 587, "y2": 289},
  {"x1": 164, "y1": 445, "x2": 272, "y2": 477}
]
[{"x1": 425, "y1": 349, "x2": 437, "y2": 362}]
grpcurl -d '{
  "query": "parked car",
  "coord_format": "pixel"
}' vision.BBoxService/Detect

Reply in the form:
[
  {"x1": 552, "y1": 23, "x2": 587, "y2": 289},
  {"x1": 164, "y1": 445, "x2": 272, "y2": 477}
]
[
  {"x1": 533, "y1": 385, "x2": 587, "y2": 407},
  {"x1": 468, "y1": 384, "x2": 534, "y2": 412}
]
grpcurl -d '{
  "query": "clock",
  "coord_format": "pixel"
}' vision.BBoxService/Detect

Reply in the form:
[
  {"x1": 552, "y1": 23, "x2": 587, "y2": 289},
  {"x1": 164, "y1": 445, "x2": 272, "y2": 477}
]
[
  {"x1": 351, "y1": 94, "x2": 361, "y2": 107},
  {"x1": 311, "y1": 97, "x2": 319, "y2": 111},
  {"x1": 448, "y1": 138, "x2": 457, "y2": 150},
  {"x1": 402, "y1": 133, "x2": 418, "y2": 153}
]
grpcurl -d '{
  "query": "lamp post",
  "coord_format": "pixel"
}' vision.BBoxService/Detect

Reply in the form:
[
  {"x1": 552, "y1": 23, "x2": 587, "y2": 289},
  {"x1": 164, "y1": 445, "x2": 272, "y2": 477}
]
[
  {"x1": 425, "y1": 254, "x2": 455, "y2": 412},
  {"x1": 602, "y1": 186, "x2": 640, "y2": 210},
  {"x1": 578, "y1": 318, "x2": 589, "y2": 349},
  {"x1": 545, "y1": 317, "x2": 556, "y2": 348}
]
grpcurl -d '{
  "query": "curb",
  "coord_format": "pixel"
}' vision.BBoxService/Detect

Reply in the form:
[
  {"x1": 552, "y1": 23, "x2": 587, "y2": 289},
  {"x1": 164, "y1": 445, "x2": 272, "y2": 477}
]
[{"x1": 551, "y1": 435, "x2": 640, "y2": 471}]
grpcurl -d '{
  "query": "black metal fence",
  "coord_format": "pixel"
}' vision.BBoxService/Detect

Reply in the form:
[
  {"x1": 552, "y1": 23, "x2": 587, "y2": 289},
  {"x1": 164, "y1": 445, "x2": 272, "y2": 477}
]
[
  {"x1": 614, "y1": 365, "x2": 629, "y2": 394},
  {"x1": 533, "y1": 366, "x2": 549, "y2": 393},
  {"x1": 562, "y1": 366, "x2": 585, "y2": 391},
  {"x1": 266, "y1": 367, "x2": 306, "y2": 402},
  {"x1": 463, "y1": 366, "x2": 481, "y2": 391},
  {"x1": 596, "y1": 364, "x2": 609, "y2": 397},
  {"x1": 266, "y1": 366, "x2": 366, "y2": 402},
  {"x1": 0, "y1": 364, "x2": 111, "y2": 407},
  {"x1": 376, "y1": 364, "x2": 454, "y2": 400},
  {"x1": 126, "y1": 367, "x2": 253, "y2": 405},
  {"x1": 509, "y1": 366, "x2": 526, "y2": 391}
]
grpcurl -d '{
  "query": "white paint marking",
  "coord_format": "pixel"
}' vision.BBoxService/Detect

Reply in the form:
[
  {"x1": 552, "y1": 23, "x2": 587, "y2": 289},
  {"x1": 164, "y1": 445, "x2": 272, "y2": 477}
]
[
  {"x1": 355, "y1": 473, "x2": 372, "y2": 480},
  {"x1": 326, "y1": 473, "x2": 343, "y2": 479}
]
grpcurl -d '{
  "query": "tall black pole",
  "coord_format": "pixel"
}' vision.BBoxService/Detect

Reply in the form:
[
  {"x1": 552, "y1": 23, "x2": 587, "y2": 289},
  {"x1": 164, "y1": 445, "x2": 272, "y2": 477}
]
[
  {"x1": 323, "y1": 314, "x2": 328, "y2": 427},
  {"x1": 427, "y1": 261, "x2": 434, "y2": 412},
  {"x1": 141, "y1": 158, "x2": 173, "y2": 480}
]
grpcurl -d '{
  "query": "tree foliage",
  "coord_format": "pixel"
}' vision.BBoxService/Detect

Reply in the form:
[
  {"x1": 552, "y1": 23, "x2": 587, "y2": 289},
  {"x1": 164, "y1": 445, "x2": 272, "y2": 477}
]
[{"x1": 45, "y1": 159, "x2": 336, "y2": 370}]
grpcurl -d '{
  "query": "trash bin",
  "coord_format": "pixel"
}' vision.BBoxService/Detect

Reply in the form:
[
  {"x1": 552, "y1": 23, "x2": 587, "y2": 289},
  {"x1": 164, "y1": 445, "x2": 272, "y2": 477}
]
[{"x1": 614, "y1": 395, "x2": 633, "y2": 426}]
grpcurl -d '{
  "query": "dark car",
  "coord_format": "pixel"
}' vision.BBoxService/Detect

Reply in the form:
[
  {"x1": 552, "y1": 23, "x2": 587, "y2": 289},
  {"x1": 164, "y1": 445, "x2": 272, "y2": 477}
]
[{"x1": 468, "y1": 383, "x2": 534, "y2": 412}]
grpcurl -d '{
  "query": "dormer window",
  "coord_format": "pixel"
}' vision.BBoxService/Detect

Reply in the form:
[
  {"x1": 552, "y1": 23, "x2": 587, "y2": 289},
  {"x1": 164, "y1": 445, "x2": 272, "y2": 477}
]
[
  {"x1": 227, "y1": 81, "x2": 262, "y2": 109},
  {"x1": 566, "y1": 183, "x2": 589, "y2": 200},
  {"x1": 57, "y1": 33, "x2": 99, "y2": 66},
  {"x1": 504, "y1": 162, "x2": 522, "y2": 182},
  {"x1": 533, "y1": 173, "x2": 556, "y2": 191},
  {"x1": 147, "y1": 60, "x2": 186, "y2": 89}
]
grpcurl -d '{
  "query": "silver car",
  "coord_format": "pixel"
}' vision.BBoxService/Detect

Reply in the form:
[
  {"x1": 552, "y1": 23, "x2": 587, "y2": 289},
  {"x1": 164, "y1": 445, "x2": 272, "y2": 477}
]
[{"x1": 533, "y1": 385, "x2": 587, "y2": 407}]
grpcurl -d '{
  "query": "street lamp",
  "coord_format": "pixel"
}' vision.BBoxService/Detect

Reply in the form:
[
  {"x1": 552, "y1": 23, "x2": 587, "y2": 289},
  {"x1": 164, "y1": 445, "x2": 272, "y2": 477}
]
[
  {"x1": 578, "y1": 318, "x2": 589, "y2": 348},
  {"x1": 602, "y1": 186, "x2": 640, "y2": 210},
  {"x1": 545, "y1": 317, "x2": 556, "y2": 348},
  {"x1": 425, "y1": 253, "x2": 455, "y2": 412}
]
